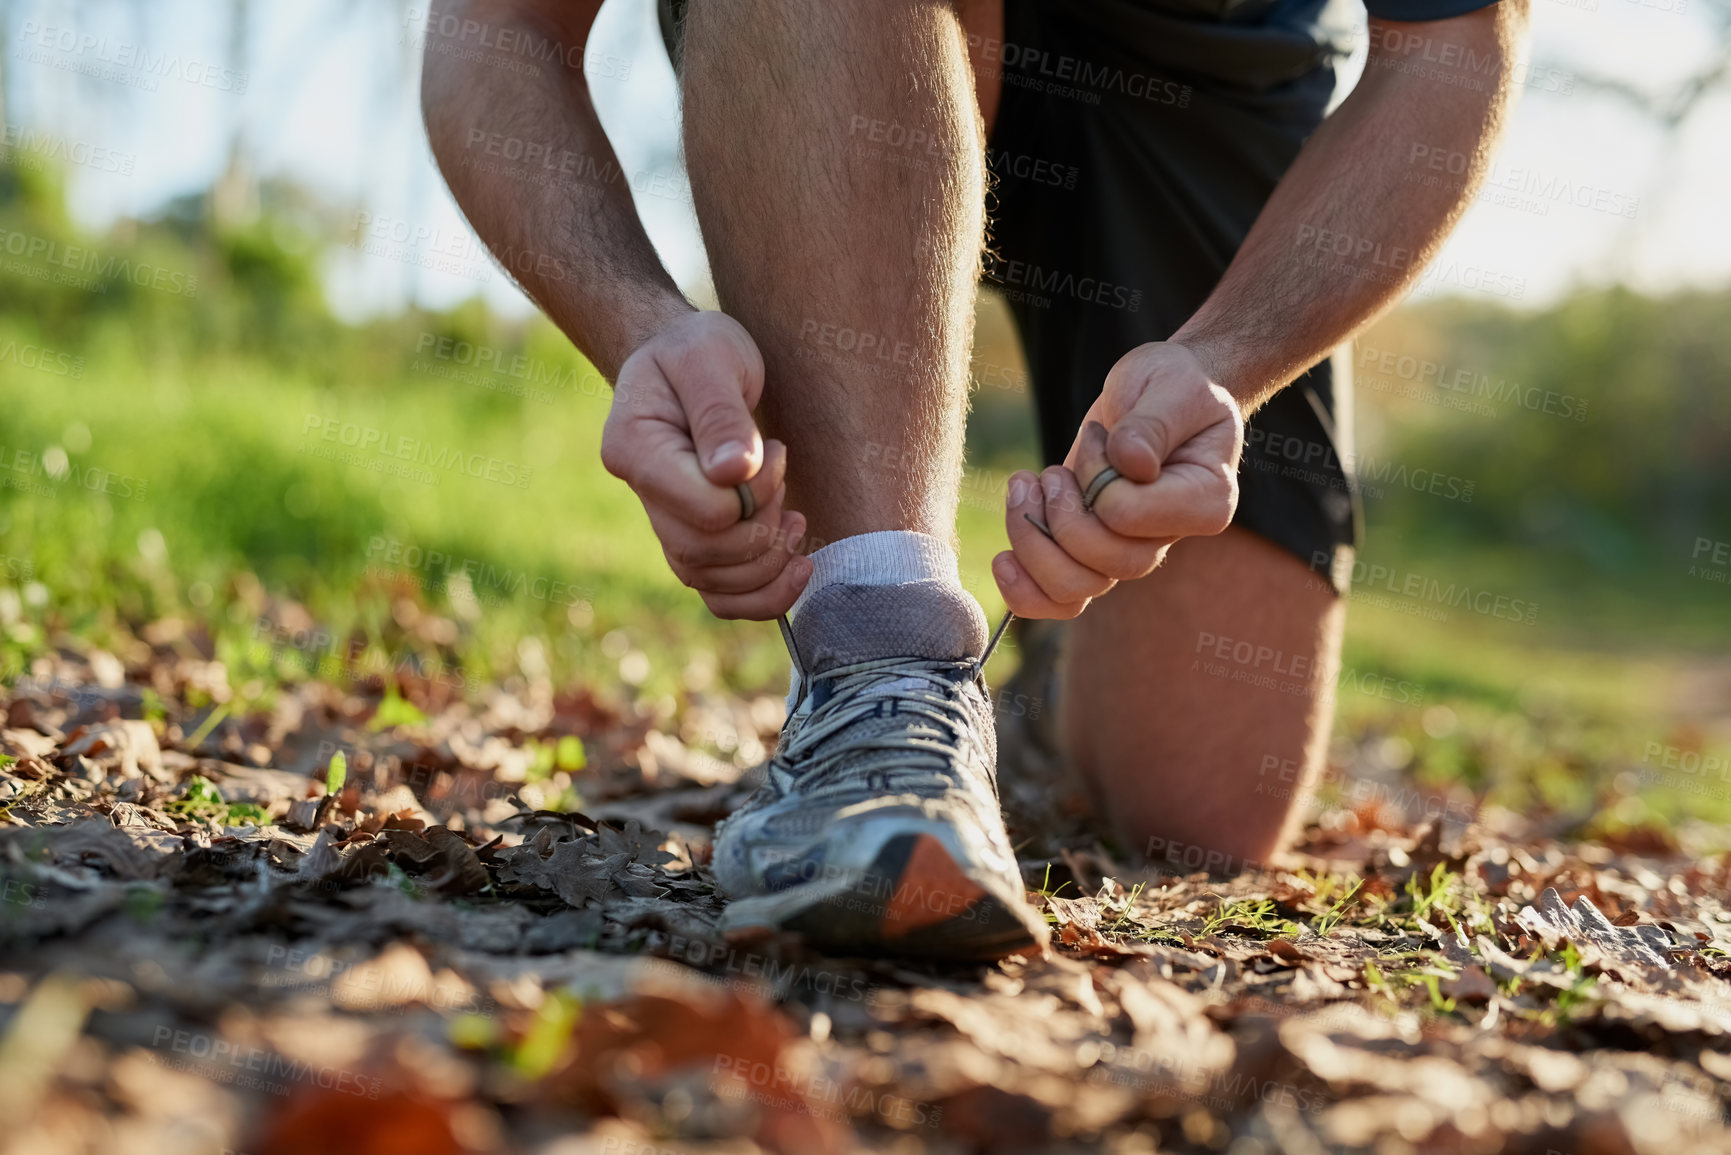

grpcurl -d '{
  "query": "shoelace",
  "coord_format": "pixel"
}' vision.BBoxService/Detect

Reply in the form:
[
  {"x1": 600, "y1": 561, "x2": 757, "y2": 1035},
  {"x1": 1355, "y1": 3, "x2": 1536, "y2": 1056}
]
[
  {"x1": 769, "y1": 656, "x2": 991, "y2": 799},
  {"x1": 765, "y1": 610, "x2": 1015, "y2": 801},
  {"x1": 776, "y1": 609, "x2": 1014, "y2": 703}
]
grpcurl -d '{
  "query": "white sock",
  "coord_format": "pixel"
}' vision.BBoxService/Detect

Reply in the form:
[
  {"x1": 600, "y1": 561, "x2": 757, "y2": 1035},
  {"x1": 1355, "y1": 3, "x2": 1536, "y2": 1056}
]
[
  {"x1": 784, "y1": 530, "x2": 961, "y2": 706},
  {"x1": 788, "y1": 530, "x2": 960, "y2": 621}
]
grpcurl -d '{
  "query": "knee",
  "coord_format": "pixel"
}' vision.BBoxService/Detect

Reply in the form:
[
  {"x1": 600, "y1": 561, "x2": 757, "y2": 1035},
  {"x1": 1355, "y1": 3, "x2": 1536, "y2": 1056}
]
[{"x1": 1140, "y1": 831, "x2": 1276, "y2": 878}]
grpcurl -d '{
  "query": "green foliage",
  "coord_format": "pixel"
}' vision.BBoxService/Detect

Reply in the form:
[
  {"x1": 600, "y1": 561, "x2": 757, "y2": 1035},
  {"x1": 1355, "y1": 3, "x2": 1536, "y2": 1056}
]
[
  {"x1": 1398, "y1": 292, "x2": 1730, "y2": 550},
  {"x1": 1361, "y1": 292, "x2": 1731, "y2": 646},
  {"x1": 1106, "y1": 881, "x2": 1147, "y2": 932},
  {"x1": 1200, "y1": 897, "x2": 1301, "y2": 940},
  {"x1": 511, "y1": 990, "x2": 582, "y2": 1079},
  {"x1": 448, "y1": 1012, "x2": 501, "y2": 1052},
  {"x1": 1, "y1": 164, "x2": 1726, "y2": 837},
  {"x1": 524, "y1": 735, "x2": 585, "y2": 783},
  {"x1": 1363, "y1": 959, "x2": 1385, "y2": 991},
  {"x1": 368, "y1": 682, "x2": 429, "y2": 731},
  {"x1": 164, "y1": 775, "x2": 268, "y2": 825},
  {"x1": 1314, "y1": 878, "x2": 1365, "y2": 937},
  {"x1": 1404, "y1": 863, "x2": 1459, "y2": 924},
  {"x1": 326, "y1": 751, "x2": 347, "y2": 794},
  {"x1": 124, "y1": 885, "x2": 165, "y2": 925},
  {"x1": 183, "y1": 704, "x2": 231, "y2": 751}
]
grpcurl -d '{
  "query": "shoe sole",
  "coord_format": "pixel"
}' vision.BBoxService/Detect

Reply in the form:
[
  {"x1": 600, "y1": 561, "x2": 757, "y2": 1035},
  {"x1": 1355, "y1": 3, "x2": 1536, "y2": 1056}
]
[{"x1": 726, "y1": 832, "x2": 1049, "y2": 962}]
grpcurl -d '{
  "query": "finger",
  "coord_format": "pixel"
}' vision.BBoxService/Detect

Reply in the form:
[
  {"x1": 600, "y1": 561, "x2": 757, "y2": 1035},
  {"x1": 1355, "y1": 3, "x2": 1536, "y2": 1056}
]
[
  {"x1": 1083, "y1": 358, "x2": 1171, "y2": 484},
  {"x1": 1005, "y1": 469, "x2": 1114, "y2": 604},
  {"x1": 1096, "y1": 462, "x2": 1239, "y2": 539},
  {"x1": 636, "y1": 438, "x2": 789, "y2": 535},
  {"x1": 1041, "y1": 461, "x2": 1171, "y2": 581},
  {"x1": 1105, "y1": 416, "x2": 1165, "y2": 484},
  {"x1": 669, "y1": 513, "x2": 805, "y2": 593},
  {"x1": 701, "y1": 554, "x2": 815, "y2": 621},
  {"x1": 1072, "y1": 421, "x2": 1120, "y2": 513},
  {"x1": 676, "y1": 554, "x2": 796, "y2": 594},
  {"x1": 649, "y1": 490, "x2": 793, "y2": 570},
  {"x1": 1092, "y1": 421, "x2": 1241, "y2": 539},
  {"x1": 658, "y1": 331, "x2": 765, "y2": 487},
  {"x1": 992, "y1": 550, "x2": 1088, "y2": 620},
  {"x1": 1102, "y1": 372, "x2": 1245, "y2": 488},
  {"x1": 738, "y1": 438, "x2": 787, "y2": 520}
]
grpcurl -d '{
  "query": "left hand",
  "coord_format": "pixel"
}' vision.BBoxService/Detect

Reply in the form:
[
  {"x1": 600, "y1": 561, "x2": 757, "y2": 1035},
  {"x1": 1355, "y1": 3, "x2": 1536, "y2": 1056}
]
[{"x1": 992, "y1": 342, "x2": 1245, "y2": 619}]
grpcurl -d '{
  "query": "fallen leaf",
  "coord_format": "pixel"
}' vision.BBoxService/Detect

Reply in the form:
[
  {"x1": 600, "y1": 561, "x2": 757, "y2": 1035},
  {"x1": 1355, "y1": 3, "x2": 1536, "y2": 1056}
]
[
  {"x1": 254, "y1": 1088, "x2": 464, "y2": 1155},
  {"x1": 61, "y1": 720, "x2": 165, "y2": 781},
  {"x1": 1440, "y1": 964, "x2": 1498, "y2": 1003},
  {"x1": 1516, "y1": 887, "x2": 1674, "y2": 972},
  {"x1": 554, "y1": 980, "x2": 849, "y2": 1155}
]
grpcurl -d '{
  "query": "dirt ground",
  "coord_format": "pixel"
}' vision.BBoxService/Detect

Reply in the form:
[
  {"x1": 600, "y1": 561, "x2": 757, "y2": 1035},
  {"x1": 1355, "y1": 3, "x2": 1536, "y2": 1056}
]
[{"x1": 3, "y1": 630, "x2": 1731, "y2": 1155}]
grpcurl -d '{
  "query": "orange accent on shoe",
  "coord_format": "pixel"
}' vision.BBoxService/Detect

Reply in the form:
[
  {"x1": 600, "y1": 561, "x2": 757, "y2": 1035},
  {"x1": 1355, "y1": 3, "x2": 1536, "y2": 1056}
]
[{"x1": 881, "y1": 834, "x2": 988, "y2": 938}]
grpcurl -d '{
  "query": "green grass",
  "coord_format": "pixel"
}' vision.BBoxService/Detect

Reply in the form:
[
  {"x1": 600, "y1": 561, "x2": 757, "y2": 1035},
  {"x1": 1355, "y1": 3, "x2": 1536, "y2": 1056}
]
[
  {"x1": 1, "y1": 174, "x2": 1727, "y2": 839},
  {"x1": 4, "y1": 320, "x2": 1726, "y2": 836},
  {"x1": 0, "y1": 337, "x2": 1021, "y2": 701}
]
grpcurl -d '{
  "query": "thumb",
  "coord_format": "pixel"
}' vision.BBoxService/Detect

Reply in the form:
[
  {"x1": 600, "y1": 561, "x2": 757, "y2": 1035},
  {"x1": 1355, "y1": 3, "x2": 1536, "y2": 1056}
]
[
  {"x1": 665, "y1": 351, "x2": 765, "y2": 487},
  {"x1": 1105, "y1": 410, "x2": 1172, "y2": 485}
]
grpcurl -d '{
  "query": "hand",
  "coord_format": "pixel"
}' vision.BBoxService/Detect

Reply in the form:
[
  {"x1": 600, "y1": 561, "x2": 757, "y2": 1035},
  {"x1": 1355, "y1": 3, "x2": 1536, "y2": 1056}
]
[
  {"x1": 992, "y1": 342, "x2": 1244, "y2": 619},
  {"x1": 601, "y1": 310, "x2": 813, "y2": 619}
]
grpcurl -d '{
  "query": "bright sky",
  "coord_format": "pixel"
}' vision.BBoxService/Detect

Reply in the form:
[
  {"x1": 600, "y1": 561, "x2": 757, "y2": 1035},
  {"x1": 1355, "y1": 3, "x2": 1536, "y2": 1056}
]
[{"x1": 11, "y1": 0, "x2": 1730, "y2": 320}]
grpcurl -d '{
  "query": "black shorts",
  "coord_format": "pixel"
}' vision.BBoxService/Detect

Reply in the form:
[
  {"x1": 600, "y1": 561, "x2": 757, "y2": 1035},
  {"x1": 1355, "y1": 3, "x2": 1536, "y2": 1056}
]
[
  {"x1": 985, "y1": 0, "x2": 1360, "y2": 592},
  {"x1": 657, "y1": 0, "x2": 1362, "y2": 591}
]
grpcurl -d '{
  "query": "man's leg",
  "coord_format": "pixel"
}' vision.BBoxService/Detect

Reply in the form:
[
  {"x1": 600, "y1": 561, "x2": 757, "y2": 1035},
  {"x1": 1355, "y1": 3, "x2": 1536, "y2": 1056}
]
[
  {"x1": 680, "y1": 0, "x2": 984, "y2": 544},
  {"x1": 682, "y1": 1, "x2": 1047, "y2": 958},
  {"x1": 1063, "y1": 528, "x2": 1345, "y2": 867}
]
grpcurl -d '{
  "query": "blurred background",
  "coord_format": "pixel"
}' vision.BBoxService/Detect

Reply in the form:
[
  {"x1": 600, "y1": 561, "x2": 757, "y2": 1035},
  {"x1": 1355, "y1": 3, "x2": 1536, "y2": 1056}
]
[{"x1": 1, "y1": 0, "x2": 1728, "y2": 841}]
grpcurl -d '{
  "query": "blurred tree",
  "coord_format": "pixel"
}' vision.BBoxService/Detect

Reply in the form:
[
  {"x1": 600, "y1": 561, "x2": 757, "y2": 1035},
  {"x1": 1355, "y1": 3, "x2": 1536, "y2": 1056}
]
[{"x1": 1571, "y1": 0, "x2": 1731, "y2": 128}]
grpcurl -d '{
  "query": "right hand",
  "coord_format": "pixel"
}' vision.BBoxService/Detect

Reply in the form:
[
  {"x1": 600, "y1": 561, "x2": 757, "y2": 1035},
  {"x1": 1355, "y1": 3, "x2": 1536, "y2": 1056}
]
[{"x1": 601, "y1": 311, "x2": 813, "y2": 619}]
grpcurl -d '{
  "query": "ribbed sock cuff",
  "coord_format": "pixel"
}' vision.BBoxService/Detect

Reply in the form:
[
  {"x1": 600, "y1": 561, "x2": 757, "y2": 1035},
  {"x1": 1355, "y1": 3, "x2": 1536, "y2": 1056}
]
[{"x1": 787, "y1": 530, "x2": 960, "y2": 622}]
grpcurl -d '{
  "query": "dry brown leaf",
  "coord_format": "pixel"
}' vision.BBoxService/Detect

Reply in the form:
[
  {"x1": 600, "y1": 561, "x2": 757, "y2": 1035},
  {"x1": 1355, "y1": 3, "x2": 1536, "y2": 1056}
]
[
  {"x1": 554, "y1": 983, "x2": 849, "y2": 1155},
  {"x1": 253, "y1": 1088, "x2": 465, "y2": 1155},
  {"x1": 61, "y1": 720, "x2": 165, "y2": 781},
  {"x1": 1441, "y1": 964, "x2": 1498, "y2": 1004},
  {"x1": 1516, "y1": 887, "x2": 1675, "y2": 972}
]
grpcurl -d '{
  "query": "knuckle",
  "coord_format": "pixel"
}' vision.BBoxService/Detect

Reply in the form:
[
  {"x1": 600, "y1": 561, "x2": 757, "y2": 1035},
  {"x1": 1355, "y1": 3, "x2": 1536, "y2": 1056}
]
[
  {"x1": 1205, "y1": 487, "x2": 1237, "y2": 536},
  {"x1": 742, "y1": 520, "x2": 775, "y2": 551},
  {"x1": 1137, "y1": 414, "x2": 1173, "y2": 453},
  {"x1": 1044, "y1": 572, "x2": 1099, "y2": 604},
  {"x1": 598, "y1": 438, "x2": 630, "y2": 481},
  {"x1": 1094, "y1": 504, "x2": 1130, "y2": 536},
  {"x1": 1103, "y1": 557, "x2": 1147, "y2": 581},
  {"x1": 693, "y1": 504, "x2": 737, "y2": 534},
  {"x1": 689, "y1": 397, "x2": 746, "y2": 438},
  {"x1": 1047, "y1": 519, "x2": 1095, "y2": 561},
  {"x1": 701, "y1": 592, "x2": 742, "y2": 619}
]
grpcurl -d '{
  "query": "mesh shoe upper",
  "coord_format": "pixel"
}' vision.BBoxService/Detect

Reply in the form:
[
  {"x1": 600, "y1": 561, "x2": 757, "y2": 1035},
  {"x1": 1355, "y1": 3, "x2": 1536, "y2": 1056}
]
[{"x1": 712, "y1": 581, "x2": 1022, "y2": 903}]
